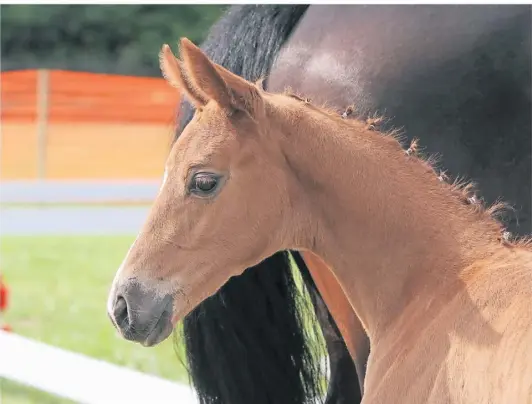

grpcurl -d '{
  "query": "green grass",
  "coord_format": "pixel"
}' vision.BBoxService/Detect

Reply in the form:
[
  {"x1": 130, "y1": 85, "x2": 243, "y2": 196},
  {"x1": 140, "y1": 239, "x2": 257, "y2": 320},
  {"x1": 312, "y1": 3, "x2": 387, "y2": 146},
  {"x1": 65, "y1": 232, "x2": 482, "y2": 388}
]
[
  {"x1": 0, "y1": 236, "x2": 189, "y2": 404},
  {"x1": 1, "y1": 380, "x2": 73, "y2": 404}
]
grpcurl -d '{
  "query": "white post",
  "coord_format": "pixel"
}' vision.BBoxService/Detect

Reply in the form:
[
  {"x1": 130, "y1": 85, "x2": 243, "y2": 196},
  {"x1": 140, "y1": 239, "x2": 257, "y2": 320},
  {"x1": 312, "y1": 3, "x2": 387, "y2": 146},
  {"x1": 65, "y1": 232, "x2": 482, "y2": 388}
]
[{"x1": 36, "y1": 69, "x2": 49, "y2": 180}]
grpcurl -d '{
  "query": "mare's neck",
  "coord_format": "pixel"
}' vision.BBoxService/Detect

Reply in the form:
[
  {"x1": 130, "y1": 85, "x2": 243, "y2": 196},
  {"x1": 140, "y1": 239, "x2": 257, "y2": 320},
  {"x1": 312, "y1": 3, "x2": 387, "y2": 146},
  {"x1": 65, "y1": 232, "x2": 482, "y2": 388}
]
[{"x1": 274, "y1": 99, "x2": 504, "y2": 340}]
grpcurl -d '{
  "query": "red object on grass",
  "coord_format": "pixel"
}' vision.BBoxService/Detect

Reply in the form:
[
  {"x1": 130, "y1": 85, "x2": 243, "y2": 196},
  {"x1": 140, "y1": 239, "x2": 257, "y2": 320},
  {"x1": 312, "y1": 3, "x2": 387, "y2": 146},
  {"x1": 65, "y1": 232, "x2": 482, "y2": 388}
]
[{"x1": 0, "y1": 276, "x2": 8, "y2": 312}]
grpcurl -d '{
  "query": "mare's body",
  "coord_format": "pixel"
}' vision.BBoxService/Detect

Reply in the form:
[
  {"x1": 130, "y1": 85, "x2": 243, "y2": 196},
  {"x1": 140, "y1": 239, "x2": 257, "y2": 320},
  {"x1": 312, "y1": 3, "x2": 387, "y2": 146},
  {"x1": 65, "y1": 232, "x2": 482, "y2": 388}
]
[
  {"x1": 270, "y1": 5, "x2": 531, "y2": 234},
  {"x1": 176, "y1": 5, "x2": 530, "y2": 404}
]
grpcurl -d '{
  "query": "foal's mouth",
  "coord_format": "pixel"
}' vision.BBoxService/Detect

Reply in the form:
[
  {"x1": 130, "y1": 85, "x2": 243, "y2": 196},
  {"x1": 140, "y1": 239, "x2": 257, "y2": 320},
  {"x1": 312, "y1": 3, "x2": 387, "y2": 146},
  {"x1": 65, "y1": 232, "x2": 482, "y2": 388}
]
[
  {"x1": 141, "y1": 306, "x2": 174, "y2": 347},
  {"x1": 114, "y1": 299, "x2": 174, "y2": 347}
]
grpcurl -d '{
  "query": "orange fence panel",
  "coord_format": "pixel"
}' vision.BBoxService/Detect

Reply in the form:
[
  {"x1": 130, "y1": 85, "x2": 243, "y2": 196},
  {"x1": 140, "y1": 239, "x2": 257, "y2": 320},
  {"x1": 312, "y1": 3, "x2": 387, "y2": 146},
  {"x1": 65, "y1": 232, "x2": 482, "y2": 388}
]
[
  {"x1": 1, "y1": 123, "x2": 39, "y2": 179},
  {"x1": 1, "y1": 69, "x2": 182, "y2": 179},
  {"x1": 1, "y1": 69, "x2": 181, "y2": 124},
  {"x1": 44, "y1": 122, "x2": 174, "y2": 179},
  {"x1": 47, "y1": 70, "x2": 180, "y2": 124},
  {"x1": 1, "y1": 70, "x2": 38, "y2": 122}
]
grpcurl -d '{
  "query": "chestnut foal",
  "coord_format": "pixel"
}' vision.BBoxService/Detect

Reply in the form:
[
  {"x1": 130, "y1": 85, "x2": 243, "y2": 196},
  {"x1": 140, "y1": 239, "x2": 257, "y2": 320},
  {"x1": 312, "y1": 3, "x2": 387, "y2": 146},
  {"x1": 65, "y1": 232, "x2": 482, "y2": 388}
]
[{"x1": 108, "y1": 38, "x2": 532, "y2": 403}]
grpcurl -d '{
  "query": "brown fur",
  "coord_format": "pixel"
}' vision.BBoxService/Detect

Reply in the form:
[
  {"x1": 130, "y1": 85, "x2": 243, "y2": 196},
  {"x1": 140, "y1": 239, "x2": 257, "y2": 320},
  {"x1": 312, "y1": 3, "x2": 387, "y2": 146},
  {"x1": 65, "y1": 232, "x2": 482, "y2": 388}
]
[
  {"x1": 159, "y1": 44, "x2": 209, "y2": 107},
  {"x1": 302, "y1": 250, "x2": 370, "y2": 392},
  {"x1": 109, "y1": 38, "x2": 532, "y2": 403}
]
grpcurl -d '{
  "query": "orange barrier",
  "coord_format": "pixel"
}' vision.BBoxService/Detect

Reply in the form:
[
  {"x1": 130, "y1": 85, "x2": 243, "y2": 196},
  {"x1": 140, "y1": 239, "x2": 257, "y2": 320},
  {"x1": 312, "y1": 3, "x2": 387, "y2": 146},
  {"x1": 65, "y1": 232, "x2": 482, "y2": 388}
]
[
  {"x1": 1, "y1": 70, "x2": 182, "y2": 179},
  {"x1": 1, "y1": 122, "x2": 175, "y2": 179},
  {"x1": 1, "y1": 69, "x2": 181, "y2": 124},
  {"x1": 1, "y1": 70, "x2": 38, "y2": 122}
]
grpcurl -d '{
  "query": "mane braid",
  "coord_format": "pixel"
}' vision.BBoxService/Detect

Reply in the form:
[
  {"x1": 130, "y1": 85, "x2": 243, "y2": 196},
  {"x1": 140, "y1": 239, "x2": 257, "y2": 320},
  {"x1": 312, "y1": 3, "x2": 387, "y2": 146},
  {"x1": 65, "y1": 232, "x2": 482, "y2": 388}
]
[{"x1": 284, "y1": 95, "x2": 532, "y2": 250}]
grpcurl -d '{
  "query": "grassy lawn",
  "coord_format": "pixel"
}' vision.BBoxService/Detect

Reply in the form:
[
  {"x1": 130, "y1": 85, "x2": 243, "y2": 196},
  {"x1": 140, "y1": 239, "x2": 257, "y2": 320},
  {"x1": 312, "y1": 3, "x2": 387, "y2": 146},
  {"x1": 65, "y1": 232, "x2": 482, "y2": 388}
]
[{"x1": 0, "y1": 235, "x2": 189, "y2": 404}]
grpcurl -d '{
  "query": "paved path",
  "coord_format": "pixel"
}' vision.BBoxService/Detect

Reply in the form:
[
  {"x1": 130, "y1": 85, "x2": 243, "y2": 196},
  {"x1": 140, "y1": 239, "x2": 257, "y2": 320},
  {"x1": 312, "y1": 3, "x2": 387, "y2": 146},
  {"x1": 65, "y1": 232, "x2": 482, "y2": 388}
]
[
  {"x1": 0, "y1": 181, "x2": 156, "y2": 236},
  {"x1": 1, "y1": 180, "x2": 160, "y2": 204},
  {"x1": 0, "y1": 206, "x2": 150, "y2": 236}
]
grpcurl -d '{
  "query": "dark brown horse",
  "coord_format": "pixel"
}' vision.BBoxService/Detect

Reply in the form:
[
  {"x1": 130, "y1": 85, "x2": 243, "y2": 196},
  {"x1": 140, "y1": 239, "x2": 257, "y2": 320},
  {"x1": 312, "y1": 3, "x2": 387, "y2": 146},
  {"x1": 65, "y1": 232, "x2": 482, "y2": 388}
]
[{"x1": 174, "y1": 5, "x2": 530, "y2": 404}]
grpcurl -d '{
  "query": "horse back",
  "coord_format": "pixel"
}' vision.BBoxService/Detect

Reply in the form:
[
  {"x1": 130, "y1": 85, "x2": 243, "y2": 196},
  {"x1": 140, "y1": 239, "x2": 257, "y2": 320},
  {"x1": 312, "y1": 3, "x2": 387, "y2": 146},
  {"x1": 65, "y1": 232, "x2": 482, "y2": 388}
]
[{"x1": 269, "y1": 5, "x2": 531, "y2": 235}]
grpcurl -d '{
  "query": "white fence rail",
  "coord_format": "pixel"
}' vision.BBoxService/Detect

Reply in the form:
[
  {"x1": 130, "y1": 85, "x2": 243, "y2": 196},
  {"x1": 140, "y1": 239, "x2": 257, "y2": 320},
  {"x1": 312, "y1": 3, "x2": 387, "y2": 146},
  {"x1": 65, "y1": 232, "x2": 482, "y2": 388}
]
[{"x1": 0, "y1": 331, "x2": 198, "y2": 404}]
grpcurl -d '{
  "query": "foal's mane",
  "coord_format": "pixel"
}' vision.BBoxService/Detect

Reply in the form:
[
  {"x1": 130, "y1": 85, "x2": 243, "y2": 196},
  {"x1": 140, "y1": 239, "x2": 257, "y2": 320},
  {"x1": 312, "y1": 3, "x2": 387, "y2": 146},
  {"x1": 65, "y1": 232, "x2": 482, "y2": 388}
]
[{"x1": 282, "y1": 89, "x2": 532, "y2": 250}]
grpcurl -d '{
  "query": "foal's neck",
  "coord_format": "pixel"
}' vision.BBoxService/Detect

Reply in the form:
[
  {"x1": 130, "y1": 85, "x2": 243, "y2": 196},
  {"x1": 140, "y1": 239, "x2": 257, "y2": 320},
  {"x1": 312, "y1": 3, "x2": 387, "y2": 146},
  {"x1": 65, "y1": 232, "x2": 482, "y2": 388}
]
[{"x1": 273, "y1": 97, "x2": 506, "y2": 339}]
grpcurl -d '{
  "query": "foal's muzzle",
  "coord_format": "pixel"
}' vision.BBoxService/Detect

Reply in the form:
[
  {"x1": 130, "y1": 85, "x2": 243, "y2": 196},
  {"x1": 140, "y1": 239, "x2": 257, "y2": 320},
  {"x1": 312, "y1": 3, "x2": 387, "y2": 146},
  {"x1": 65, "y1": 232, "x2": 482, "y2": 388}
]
[{"x1": 107, "y1": 281, "x2": 174, "y2": 347}]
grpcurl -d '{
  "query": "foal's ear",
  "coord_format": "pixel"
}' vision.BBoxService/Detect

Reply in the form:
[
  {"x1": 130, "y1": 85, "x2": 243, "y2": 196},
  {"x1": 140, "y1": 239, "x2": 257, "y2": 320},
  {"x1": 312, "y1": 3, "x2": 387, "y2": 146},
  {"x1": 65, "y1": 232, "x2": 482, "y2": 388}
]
[
  {"x1": 159, "y1": 44, "x2": 208, "y2": 108},
  {"x1": 179, "y1": 38, "x2": 262, "y2": 115}
]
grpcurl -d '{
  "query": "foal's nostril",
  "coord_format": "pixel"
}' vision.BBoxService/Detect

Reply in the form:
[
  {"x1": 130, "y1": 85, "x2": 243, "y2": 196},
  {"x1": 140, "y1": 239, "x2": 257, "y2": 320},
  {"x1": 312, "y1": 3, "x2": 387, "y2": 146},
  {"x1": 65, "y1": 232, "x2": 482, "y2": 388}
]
[
  {"x1": 113, "y1": 295, "x2": 129, "y2": 327},
  {"x1": 108, "y1": 285, "x2": 174, "y2": 345}
]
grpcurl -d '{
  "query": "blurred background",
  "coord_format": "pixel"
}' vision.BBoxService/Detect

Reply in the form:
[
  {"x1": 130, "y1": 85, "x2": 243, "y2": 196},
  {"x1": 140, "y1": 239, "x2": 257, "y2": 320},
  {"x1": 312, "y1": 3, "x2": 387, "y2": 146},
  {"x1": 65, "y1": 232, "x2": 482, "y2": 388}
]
[{"x1": 0, "y1": 4, "x2": 227, "y2": 403}]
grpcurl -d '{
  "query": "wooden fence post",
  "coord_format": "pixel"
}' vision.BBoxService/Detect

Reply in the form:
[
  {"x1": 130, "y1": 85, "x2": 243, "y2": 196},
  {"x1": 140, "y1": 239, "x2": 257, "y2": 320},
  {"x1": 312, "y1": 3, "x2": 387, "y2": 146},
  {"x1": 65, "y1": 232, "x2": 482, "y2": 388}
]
[{"x1": 36, "y1": 69, "x2": 49, "y2": 180}]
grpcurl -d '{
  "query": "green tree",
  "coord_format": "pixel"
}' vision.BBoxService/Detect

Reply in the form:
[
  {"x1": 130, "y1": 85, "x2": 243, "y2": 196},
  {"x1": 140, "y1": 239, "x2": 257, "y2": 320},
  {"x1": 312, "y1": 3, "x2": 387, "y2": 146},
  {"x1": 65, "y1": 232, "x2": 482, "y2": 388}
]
[{"x1": 0, "y1": 5, "x2": 226, "y2": 76}]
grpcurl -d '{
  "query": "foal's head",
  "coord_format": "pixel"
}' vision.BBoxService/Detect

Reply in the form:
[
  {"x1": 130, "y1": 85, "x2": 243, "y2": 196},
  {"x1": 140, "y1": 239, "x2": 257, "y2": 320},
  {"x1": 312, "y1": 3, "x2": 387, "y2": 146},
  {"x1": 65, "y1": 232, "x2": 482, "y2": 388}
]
[{"x1": 107, "y1": 38, "x2": 305, "y2": 346}]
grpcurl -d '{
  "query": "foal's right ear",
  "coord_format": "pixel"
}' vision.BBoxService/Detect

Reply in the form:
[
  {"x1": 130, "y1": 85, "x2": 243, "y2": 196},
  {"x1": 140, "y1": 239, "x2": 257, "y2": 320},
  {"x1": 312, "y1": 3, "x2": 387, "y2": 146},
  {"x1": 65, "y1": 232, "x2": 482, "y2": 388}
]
[
  {"x1": 159, "y1": 44, "x2": 208, "y2": 108},
  {"x1": 179, "y1": 38, "x2": 263, "y2": 117}
]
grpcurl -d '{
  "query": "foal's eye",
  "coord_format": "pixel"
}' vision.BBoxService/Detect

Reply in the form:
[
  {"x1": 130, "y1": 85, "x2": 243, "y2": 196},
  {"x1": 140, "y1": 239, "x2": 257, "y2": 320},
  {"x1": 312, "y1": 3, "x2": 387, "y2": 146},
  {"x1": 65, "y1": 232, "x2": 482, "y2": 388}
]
[{"x1": 189, "y1": 172, "x2": 220, "y2": 196}]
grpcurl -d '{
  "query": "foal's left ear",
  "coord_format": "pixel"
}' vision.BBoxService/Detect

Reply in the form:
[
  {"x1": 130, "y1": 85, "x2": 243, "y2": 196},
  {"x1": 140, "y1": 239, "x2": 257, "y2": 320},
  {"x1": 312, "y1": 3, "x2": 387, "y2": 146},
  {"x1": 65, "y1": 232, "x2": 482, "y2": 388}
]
[{"x1": 179, "y1": 38, "x2": 262, "y2": 116}]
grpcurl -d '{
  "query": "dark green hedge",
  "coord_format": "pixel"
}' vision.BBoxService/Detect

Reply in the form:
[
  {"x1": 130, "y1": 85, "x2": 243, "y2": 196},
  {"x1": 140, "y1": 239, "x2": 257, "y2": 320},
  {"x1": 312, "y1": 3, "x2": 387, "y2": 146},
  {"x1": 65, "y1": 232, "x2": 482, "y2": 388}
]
[{"x1": 0, "y1": 5, "x2": 226, "y2": 76}]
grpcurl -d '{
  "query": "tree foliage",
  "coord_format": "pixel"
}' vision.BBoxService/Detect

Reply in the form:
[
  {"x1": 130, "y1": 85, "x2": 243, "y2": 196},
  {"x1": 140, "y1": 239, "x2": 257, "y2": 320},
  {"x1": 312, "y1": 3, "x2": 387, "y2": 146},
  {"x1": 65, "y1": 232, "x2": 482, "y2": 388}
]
[{"x1": 1, "y1": 5, "x2": 226, "y2": 76}]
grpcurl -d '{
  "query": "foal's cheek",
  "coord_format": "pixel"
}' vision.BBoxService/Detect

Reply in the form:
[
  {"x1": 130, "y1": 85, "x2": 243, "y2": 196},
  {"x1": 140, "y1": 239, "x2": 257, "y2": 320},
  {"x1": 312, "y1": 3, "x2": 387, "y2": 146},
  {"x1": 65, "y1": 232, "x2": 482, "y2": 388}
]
[{"x1": 170, "y1": 266, "x2": 228, "y2": 322}]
